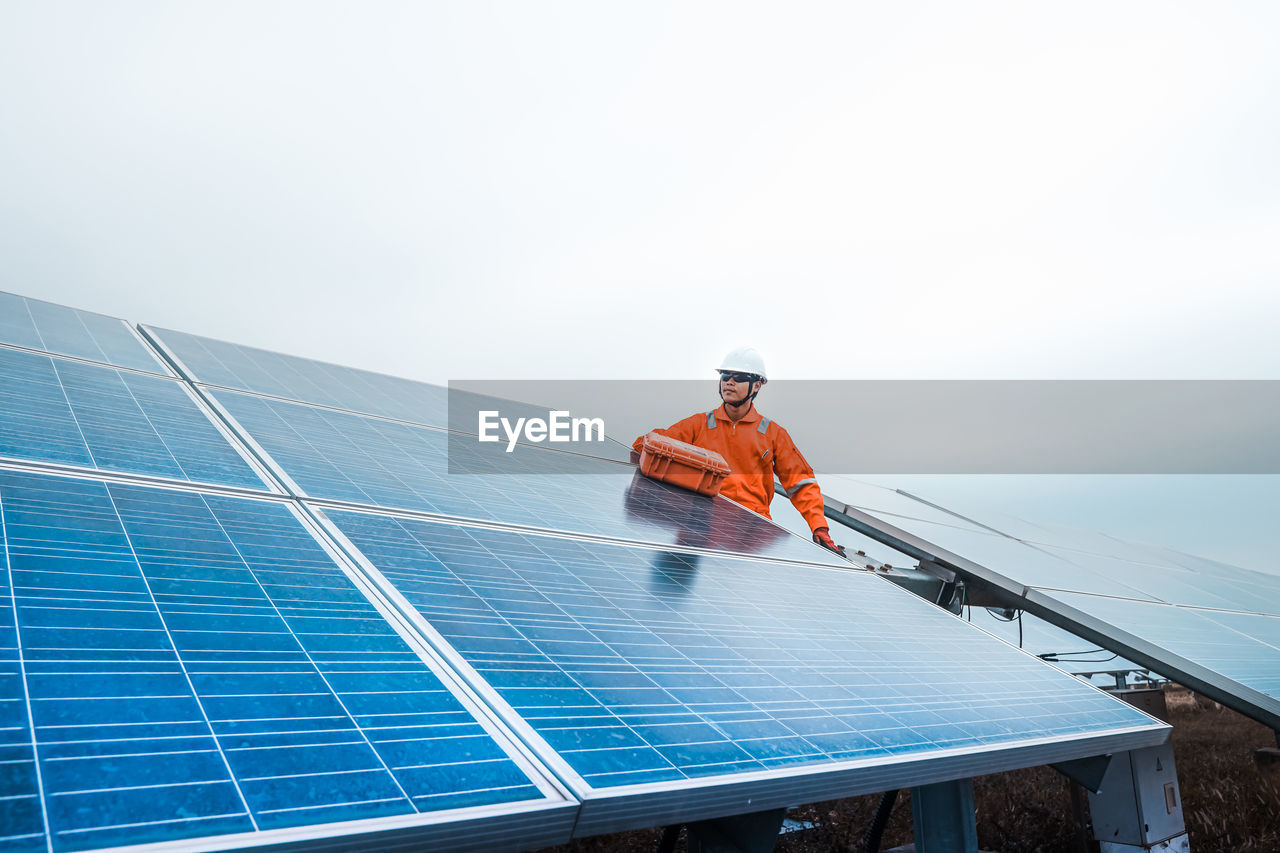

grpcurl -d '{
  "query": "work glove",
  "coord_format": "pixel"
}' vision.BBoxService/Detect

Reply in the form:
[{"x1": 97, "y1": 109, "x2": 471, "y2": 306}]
[{"x1": 813, "y1": 527, "x2": 846, "y2": 557}]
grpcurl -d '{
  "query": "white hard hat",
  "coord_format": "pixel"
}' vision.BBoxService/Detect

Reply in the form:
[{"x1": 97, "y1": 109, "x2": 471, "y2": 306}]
[{"x1": 718, "y1": 347, "x2": 767, "y2": 383}]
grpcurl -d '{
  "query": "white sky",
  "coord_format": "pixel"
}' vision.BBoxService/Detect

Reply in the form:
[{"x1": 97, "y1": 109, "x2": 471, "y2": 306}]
[{"x1": 2, "y1": 2, "x2": 1279, "y2": 571}]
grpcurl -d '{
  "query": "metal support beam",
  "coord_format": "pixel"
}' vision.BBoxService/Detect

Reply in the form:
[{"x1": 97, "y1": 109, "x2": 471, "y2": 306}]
[
  {"x1": 685, "y1": 807, "x2": 788, "y2": 853},
  {"x1": 1051, "y1": 753, "x2": 1113, "y2": 794},
  {"x1": 911, "y1": 779, "x2": 978, "y2": 853}
]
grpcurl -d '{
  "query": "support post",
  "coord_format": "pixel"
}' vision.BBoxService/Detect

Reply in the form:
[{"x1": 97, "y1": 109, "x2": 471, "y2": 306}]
[
  {"x1": 685, "y1": 806, "x2": 787, "y2": 853},
  {"x1": 911, "y1": 778, "x2": 978, "y2": 853}
]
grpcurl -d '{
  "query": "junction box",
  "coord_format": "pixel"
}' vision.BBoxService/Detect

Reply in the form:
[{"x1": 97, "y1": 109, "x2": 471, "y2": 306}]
[{"x1": 1087, "y1": 688, "x2": 1190, "y2": 853}]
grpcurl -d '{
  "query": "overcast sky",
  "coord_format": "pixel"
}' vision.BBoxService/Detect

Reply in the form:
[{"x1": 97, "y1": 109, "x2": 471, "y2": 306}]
[{"x1": 2, "y1": 2, "x2": 1278, "y2": 571}]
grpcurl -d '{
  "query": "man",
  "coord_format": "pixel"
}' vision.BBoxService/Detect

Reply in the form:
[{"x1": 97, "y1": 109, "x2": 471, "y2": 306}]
[{"x1": 633, "y1": 347, "x2": 845, "y2": 555}]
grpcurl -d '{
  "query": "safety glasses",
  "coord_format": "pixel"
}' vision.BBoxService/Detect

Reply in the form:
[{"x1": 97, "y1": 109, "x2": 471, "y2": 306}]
[{"x1": 719, "y1": 371, "x2": 758, "y2": 384}]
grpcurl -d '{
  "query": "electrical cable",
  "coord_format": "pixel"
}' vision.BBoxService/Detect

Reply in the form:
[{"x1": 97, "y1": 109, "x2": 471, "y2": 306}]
[
  {"x1": 1039, "y1": 651, "x2": 1120, "y2": 664},
  {"x1": 862, "y1": 789, "x2": 899, "y2": 853}
]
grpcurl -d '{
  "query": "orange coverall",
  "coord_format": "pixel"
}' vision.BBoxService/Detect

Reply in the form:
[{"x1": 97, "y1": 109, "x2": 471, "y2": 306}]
[{"x1": 633, "y1": 404, "x2": 828, "y2": 533}]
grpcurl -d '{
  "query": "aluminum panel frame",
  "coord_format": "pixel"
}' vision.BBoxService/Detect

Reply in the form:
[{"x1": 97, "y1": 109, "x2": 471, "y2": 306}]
[{"x1": 567, "y1": 725, "x2": 1164, "y2": 837}]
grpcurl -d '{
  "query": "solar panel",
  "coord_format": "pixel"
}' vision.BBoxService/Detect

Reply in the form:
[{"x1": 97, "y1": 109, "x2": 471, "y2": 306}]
[
  {"x1": 1032, "y1": 544, "x2": 1279, "y2": 614},
  {"x1": 821, "y1": 476, "x2": 1005, "y2": 534},
  {"x1": 0, "y1": 470, "x2": 574, "y2": 853},
  {"x1": 820, "y1": 484, "x2": 1280, "y2": 728},
  {"x1": 144, "y1": 326, "x2": 640, "y2": 464},
  {"x1": 895, "y1": 487, "x2": 1280, "y2": 614},
  {"x1": 0, "y1": 292, "x2": 167, "y2": 375},
  {"x1": 1155, "y1": 550, "x2": 1280, "y2": 616},
  {"x1": 209, "y1": 389, "x2": 844, "y2": 567},
  {"x1": 866, "y1": 488, "x2": 1280, "y2": 620},
  {"x1": 316, "y1": 505, "x2": 1168, "y2": 835},
  {"x1": 0, "y1": 295, "x2": 1185, "y2": 849},
  {"x1": 1040, "y1": 593, "x2": 1280, "y2": 699},
  {"x1": 766, "y1": 486, "x2": 1151, "y2": 677},
  {"x1": 143, "y1": 325, "x2": 452, "y2": 427},
  {"x1": 0, "y1": 347, "x2": 269, "y2": 491}
]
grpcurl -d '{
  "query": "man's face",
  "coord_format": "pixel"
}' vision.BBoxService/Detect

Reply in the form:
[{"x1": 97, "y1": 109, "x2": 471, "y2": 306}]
[{"x1": 719, "y1": 373, "x2": 758, "y2": 405}]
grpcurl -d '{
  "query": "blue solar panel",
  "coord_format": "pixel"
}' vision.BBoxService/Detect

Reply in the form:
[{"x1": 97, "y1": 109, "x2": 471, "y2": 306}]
[
  {"x1": 1045, "y1": 592, "x2": 1280, "y2": 699},
  {"x1": 0, "y1": 292, "x2": 166, "y2": 375},
  {"x1": 320, "y1": 507, "x2": 1167, "y2": 830},
  {"x1": 144, "y1": 326, "x2": 451, "y2": 427},
  {"x1": 146, "y1": 326, "x2": 636, "y2": 463},
  {"x1": 1031, "y1": 544, "x2": 1278, "y2": 615},
  {"x1": 0, "y1": 471, "x2": 569, "y2": 853},
  {"x1": 1155, "y1": 550, "x2": 1280, "y2": 617},
  {"x1": 834, "y1": 509, "x2": 1164, "y2": 603},
  {"x1": 0, "y1": 348, "x2": 267, "y2": 490},
  {"x1": 213, "y1": 390, "x2": 843, "y2": 567},
  {"x1": 886, "y1": 486, "x2": 1280, "y2": 616},
  {"x1": 822, "y1": 483, "x2": 1280, "y2": 728},
  {"x1": 846, "y1": 485, "x2": 1280, "y2": 617},
  {"x1": 1, "y1": 296, "x2": 1177, "y2": 846},
  {"x1": 822, "y1": 476, "x2": 1003, "y2": 533}
]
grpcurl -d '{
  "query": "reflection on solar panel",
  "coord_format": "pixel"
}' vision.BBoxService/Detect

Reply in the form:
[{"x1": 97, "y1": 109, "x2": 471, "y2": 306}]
[
  {"x1": 0, "y1": 347, "x2": 267, "y2": 490},
  {"x1": 0, "y1": 471, "x2": 572, "y2": 853},
  {"x1": 211, "y1": 389, "x2": 843, "y2": 567},
  {"x1": 0, "y1": 292, "x2": 167, "y2": 375},
  {"x1": 144, "y1": 326, "x2": 451, "y2": 427},
  {"x1": 319, "y1": 506, "x2": 1167, "y2": 834},
  {"x1": 821, "y1": 481, "x2": 1280, "y2": 728}
]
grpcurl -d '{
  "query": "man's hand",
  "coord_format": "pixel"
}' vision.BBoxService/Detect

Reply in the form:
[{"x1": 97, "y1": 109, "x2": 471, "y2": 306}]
[{"x1": 813, "y1": 527, "x2": 846, "y2": 557}]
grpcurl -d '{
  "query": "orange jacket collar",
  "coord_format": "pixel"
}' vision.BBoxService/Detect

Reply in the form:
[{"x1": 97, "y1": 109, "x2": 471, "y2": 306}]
[{"x1": 713, "y1": 402, "x2": 762, "y2": 426}]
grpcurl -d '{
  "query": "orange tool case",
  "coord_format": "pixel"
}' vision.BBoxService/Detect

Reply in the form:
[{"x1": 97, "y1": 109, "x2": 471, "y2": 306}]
[{"x1": 637, "y1": 431, "x2": 731, "y2": 496}]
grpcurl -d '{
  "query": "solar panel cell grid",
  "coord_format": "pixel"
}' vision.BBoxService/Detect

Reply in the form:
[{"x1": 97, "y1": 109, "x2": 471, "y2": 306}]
[
  {"x1": 324, "y1": 508, "x2": 1165, "y2": 798},
  {"x1": 0, "y1": 348, "x2": 267, "y2": 490},
  {"x1": 0, "y1": 472, "x2": 556, "y2": 852},
  {"x1": 0, "y1": 292, "x2": 166, "y2": 375}
]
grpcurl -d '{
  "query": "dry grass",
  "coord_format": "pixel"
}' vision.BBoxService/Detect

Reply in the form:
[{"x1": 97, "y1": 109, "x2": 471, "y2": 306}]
[
  {"x1": 1166, "y1": 688, "x2": 1280, "y2": 853},
  {"x1": 539, "y1": 685, "x2": 1280, "y2": 853}
]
